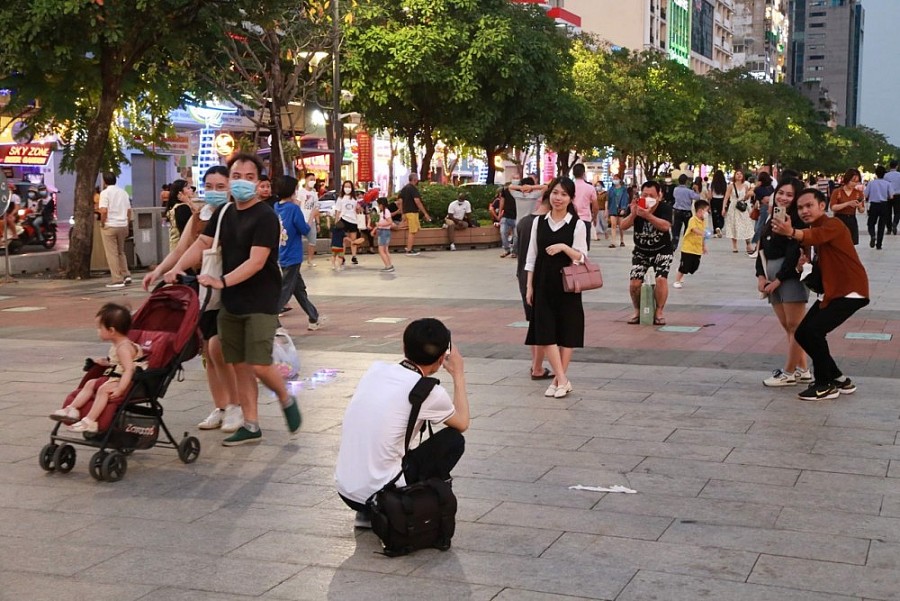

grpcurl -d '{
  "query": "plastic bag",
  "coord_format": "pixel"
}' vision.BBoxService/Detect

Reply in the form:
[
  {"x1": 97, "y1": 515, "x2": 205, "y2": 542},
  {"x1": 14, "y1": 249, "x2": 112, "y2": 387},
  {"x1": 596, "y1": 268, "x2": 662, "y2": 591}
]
[{"x1": 272, "y1": 328, "x2": 300, "y2": 380}]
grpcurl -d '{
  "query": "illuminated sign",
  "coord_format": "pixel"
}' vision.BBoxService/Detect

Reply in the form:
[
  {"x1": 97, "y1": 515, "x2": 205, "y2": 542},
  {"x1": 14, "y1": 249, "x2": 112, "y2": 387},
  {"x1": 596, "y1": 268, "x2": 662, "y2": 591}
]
[
  {"x1": 214, "y1": 133, "x2": 235, "y2": 156},
  {"x1": 0, "y1": 143, "x2": 53, "y2": 166},
  {"x1": 357, "y1": 131, "x2": 374, "y2": 182},
  {"x1": 668, "y1": 0, "x2": 692, "y2": 67}
]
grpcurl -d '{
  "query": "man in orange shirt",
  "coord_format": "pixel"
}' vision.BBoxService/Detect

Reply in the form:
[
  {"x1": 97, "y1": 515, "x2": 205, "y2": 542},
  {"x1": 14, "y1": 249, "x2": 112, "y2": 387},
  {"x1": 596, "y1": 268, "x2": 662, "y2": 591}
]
[{"x1": 772, "y1": 188, "x2": 869, "y2": 401}]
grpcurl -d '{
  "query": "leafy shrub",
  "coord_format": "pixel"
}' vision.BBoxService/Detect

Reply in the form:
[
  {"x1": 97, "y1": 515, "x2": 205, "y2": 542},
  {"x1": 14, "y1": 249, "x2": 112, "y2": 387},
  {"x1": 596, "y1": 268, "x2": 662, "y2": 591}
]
[{"x1": 418, "y1": 183, "x2": 499, "y2": 227}]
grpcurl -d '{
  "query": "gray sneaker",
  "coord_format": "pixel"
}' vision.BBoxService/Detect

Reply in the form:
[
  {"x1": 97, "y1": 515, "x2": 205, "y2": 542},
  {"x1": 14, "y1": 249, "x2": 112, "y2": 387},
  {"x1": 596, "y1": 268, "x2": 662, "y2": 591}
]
[
  {"x1": 794, "y1": 368, "x2": 813, "y2": 382},
  {"x1": 763, "y1": 369, "x2": 796, "y2": 387}
]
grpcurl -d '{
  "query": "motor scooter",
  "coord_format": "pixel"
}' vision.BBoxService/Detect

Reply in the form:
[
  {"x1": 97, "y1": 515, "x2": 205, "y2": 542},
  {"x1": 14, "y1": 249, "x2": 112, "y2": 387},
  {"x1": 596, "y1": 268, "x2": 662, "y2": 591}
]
[{"x1": 6, "y1": 206, "x2": 57, "y2": 253}]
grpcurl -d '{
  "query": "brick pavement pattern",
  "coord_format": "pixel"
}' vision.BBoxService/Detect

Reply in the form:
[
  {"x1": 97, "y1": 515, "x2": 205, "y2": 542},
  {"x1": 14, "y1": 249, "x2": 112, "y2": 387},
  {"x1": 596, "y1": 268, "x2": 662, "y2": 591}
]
[{"x1": 1, "y1": 234, "x2": 899, "y2": 600}]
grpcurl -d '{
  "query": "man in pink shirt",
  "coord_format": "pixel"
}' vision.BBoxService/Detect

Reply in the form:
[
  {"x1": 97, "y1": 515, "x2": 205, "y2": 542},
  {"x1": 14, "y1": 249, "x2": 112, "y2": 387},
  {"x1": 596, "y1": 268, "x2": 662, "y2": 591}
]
[{"x1": 572, "y1": 164, "x2": 598, "y2": 249}]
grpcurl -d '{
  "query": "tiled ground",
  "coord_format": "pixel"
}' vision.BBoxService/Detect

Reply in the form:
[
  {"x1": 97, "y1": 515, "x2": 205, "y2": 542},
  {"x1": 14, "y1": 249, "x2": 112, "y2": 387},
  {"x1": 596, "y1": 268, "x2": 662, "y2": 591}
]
[{"x1": 1, "y1": 230, "x2": 899, "y2": 599}]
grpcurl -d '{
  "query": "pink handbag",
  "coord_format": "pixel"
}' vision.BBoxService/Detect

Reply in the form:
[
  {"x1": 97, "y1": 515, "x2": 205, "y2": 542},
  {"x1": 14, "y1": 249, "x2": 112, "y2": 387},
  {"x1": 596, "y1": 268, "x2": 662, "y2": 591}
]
[{"x1": 561, "y1": 259, "x2": 603, "y2": 293}]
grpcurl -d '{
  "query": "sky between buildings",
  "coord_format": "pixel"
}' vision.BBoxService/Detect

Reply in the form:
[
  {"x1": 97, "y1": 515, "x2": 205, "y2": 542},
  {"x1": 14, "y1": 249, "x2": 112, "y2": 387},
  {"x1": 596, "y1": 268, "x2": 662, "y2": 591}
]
[{"x1": 859, "y1": 0, "x2": 900, "y2": 145}]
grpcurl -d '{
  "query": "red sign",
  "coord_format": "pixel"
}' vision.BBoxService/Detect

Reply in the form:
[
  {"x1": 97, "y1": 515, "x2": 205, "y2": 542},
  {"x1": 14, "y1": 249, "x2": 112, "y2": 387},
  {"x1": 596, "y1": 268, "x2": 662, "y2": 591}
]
[
  {"x1": 0, "y1": 143, "x2": 54, "y2": 166},
  {"x1": 356, "y1": 130, "x2": 374, "y2": 183}
]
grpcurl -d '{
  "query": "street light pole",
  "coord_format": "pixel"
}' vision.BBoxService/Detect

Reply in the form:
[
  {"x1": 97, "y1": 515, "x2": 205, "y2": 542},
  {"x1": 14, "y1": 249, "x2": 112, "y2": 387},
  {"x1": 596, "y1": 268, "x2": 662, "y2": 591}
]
[{"x1": 331, "y1": 0, "x2": 342, "y2": 192}]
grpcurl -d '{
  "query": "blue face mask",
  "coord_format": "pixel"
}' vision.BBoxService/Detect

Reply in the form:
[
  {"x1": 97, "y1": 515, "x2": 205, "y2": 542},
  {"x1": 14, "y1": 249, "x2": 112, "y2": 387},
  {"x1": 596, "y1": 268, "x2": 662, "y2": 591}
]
[
  {"x1": 204, "y1": 190, "x2": 228, "y2": 207},
  {"x1": 230, "y1": 179, "x2": 257, "y2": 202}
]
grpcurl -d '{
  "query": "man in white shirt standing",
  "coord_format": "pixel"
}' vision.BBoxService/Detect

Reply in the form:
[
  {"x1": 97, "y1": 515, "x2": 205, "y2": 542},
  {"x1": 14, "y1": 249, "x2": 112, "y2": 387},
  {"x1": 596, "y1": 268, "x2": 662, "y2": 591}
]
[
  {"x1": 298, "y1": 172, "x2": 320, "y2": 264},
  {"x1": 335, "y1": 318, "x2": 470, "y2": 528},
  {"x1": 883, "y1": 160, "x2": 900, "y2": 236},
  {"x1": 444, "y1": 193, "x2": 472, "y2": 251},
  {"x1": 98, "y1": 172, "x2": 132, "y2": 288}
]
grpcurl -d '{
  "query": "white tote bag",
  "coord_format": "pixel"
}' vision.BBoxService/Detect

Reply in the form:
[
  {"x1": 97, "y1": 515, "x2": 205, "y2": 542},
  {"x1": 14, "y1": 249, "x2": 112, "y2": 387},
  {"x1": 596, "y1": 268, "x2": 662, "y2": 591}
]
[{"x1": 199, "y1": 203, "x2": 230, "y2": 311}]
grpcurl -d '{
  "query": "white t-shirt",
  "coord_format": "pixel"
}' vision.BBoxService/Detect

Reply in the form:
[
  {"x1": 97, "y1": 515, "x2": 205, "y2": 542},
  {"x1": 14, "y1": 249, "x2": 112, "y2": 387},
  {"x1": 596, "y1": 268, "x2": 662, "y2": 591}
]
[
  {"x1": 337, "y1": 196, "x2": 358, "y2": 223},
  {"x1": 447, "y1": 200, "x2": 472, "y2": 220},
  {"x1": 99, "y1": 185, "x2": 131, "y2": 228},
  {"x1": 298, "y1": 187, "x2": 319, "y2": 221},
  {"x1": 335, "y1": 362, "x2": 455, "y2": 503}
]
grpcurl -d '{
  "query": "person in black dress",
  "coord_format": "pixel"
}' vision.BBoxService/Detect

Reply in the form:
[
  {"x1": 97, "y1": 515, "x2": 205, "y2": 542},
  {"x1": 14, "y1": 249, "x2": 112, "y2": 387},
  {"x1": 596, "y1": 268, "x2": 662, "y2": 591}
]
[{"x1": 524, "y1": 177, "x2": 589, "y2": 399}]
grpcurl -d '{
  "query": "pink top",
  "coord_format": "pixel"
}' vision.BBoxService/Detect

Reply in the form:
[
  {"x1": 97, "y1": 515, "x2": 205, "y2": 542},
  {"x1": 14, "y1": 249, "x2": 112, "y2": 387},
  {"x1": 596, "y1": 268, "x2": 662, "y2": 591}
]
[{"x1": 573, "y1": 179, "x2": 596, "y2": 222}]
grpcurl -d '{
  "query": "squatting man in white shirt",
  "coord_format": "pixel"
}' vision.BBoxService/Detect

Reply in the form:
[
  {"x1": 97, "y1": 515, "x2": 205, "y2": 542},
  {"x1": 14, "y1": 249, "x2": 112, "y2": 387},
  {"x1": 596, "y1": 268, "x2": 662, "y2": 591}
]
[{"x1": 335, "y1": 318, "x2": 470, "y2": 528}]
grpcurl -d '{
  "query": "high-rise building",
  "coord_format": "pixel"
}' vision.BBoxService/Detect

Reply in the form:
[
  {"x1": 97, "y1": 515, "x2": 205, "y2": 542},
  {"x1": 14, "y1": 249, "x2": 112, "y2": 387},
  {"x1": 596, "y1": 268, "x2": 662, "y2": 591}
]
[
  {"x1": 565, "y1": 0, "x2": 734, "y2": 74},
  {"x1": 508, "y1": 0, "x2": 582, "y2": 34},
  {"x1": 787, "y1": 0, "x2": 864, "y2": 127},
  {"x1": 733, "y1": 0, "x2": 789, "y2": 83}
]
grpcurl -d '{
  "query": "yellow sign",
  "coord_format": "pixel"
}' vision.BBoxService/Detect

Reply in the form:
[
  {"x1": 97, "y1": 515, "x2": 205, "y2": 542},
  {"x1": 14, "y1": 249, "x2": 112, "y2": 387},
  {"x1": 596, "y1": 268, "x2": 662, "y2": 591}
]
[
  {"x1": 0, "y1": 118, "x2": 16, "y2": 145},
  {"x1": 214, "y1": 133, "x2": 235, "y2": 156}
]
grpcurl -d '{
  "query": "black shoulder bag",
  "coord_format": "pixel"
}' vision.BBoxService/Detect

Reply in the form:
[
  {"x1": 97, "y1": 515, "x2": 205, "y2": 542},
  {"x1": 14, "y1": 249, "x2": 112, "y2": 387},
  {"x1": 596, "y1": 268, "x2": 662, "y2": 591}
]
[{"x1": 366, "y1": 373, "x2": 458, "y2": 557}]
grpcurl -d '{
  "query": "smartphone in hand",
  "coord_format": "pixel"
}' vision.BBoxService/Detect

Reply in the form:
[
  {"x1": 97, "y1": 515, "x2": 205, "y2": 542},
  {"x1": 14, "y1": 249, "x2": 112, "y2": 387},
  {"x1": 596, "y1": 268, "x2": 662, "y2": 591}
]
[{"x1": 772, "y1": 205, "x2": 788, "y2": 223}]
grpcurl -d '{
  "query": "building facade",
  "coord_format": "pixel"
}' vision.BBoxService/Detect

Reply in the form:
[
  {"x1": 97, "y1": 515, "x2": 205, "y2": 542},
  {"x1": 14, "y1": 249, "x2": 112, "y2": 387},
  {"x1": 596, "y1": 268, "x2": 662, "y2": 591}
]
[
  {"x1": 565, "y1": 0, "x2": 734, "y2": 74},
  {"x1": 787, "y1": 0, "x2": 864, "y2": 127},
  {"x1": 733, "y1": 0, "x2": 789, "y2": 83}
]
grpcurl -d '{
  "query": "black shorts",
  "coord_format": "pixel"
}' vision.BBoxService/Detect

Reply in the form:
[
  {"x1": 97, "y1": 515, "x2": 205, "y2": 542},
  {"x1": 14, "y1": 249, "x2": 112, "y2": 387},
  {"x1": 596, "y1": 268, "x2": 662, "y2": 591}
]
[
  {"x1": 199, "y1": 309, "x2": 219, "y2": 341},
  {"x1": 341, "y1": 220, "x2": 359, "y2": 234},
  {"x1": 678, "y1": 252, "x2": 701, "y2": 275}
]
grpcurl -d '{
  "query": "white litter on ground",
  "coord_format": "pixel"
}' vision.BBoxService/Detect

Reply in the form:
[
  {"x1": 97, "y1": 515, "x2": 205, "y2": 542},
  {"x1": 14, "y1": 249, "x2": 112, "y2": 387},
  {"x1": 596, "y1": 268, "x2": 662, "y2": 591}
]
[{"x1": 568, "y1": 484, "x2": 637, "y2": 494}]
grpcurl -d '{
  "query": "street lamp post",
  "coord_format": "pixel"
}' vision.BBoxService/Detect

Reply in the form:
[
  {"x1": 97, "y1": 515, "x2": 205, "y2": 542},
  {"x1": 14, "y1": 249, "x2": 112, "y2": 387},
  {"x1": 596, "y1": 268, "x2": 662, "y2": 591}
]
[{"x1": 331, "y1": 0, "x2": 342, "y2": 192}]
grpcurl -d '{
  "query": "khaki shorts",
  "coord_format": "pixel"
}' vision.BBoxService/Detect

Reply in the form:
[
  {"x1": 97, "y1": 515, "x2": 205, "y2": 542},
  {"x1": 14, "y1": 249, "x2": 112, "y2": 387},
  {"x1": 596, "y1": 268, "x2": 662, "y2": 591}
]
[
  {"x1": 405, "y1": 212, "x2": 421, "y2": 234},
  {"x1": 217, "y1": 309, "x2": 277, "y2": 365}
]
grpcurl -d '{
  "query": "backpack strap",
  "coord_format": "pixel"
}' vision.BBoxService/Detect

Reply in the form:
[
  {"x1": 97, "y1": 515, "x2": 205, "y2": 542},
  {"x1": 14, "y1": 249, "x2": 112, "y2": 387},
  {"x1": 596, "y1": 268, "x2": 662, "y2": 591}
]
[{"x1": 382, "y1": 373, "x2": 440, "y2": 488}]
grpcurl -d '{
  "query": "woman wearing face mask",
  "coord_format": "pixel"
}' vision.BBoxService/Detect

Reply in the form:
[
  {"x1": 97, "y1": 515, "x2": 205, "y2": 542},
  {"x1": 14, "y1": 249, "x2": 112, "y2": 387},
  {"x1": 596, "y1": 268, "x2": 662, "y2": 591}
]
[
  {"x1": 143, "y1": 166, "x2": 242, "y2": 432},
  {"x1": 754, "y1": 177, "x2": 812, "y2": 387},
  {"x1": 164, "y1": 180, "x2": 195, "y2": 251},
  {"x1": 336, "y1": 181, "x2": 362, "y2": 265}
]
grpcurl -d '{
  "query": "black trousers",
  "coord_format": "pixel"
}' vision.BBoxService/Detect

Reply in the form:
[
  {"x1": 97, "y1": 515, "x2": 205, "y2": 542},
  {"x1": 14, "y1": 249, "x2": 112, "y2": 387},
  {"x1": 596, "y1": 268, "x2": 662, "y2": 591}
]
[
  {"x1": 710, "y1": 197, "x2": 725, "y2": 232},
  {"x1": 672, "y1": 209, "x2": 692, "y2": 247},
  {"x1": 340, "y1": 428, "x2": 465, "y2": 514},
  {"x1": 890, "y1": 195, "x2": 900, "y2": 231},
  {"x1": 867, "y1": 202, "x2": 889, "y2": 248},
  {"x1": 795, "y1": 297, "x2": 869, "y2": 385}
]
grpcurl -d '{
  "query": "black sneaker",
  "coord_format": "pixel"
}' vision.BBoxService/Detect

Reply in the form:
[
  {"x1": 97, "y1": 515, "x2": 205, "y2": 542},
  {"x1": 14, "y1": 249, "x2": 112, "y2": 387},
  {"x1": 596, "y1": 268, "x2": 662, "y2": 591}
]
[
  {"x1": 351, "y1": 256, "x2": 359, "y2": 265},
  {"x1": 833, "y1": 378, "x2": 857, "y2": 394},
  {"x1": 797, "y1": 382, "x2": 840, "y2": 401}
]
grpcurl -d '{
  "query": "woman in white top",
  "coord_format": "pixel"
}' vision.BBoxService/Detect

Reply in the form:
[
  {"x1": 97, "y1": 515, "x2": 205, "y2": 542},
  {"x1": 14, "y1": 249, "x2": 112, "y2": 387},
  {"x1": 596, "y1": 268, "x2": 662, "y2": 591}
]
[
  {"x1": 722, "y1": 170, "x2": 755, "y2": 254},
  {"x1": 336, "y1": 181, "x2": 362, "y2": 265}
]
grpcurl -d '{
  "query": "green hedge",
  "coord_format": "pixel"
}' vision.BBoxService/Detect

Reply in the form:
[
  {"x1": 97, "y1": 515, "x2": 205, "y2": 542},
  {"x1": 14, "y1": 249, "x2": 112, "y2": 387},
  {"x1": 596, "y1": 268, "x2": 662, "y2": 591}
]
[{"x1": 418, "y1": 183, "x2": 498, "y2": 227}]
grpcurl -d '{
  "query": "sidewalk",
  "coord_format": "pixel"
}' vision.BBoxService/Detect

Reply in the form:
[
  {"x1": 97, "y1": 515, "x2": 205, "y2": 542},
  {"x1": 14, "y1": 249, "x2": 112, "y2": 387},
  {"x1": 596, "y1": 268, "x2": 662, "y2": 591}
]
[{"x1": 1, "y1": 233, "x2": 900, "y2": 599}]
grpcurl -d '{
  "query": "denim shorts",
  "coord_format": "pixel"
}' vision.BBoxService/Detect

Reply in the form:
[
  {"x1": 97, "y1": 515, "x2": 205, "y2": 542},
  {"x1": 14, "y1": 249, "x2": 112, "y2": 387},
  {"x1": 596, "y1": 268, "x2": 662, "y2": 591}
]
[{"x1": 377, "y1": 228, "x2": 391, "y2": 246}]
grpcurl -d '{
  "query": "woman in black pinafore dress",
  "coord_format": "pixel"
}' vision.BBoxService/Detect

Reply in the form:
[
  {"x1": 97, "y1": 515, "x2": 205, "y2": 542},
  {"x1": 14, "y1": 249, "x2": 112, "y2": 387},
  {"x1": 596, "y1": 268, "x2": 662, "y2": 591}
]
[{"x1": 524, "y1": 177, "x2": 588, "y2": 399}]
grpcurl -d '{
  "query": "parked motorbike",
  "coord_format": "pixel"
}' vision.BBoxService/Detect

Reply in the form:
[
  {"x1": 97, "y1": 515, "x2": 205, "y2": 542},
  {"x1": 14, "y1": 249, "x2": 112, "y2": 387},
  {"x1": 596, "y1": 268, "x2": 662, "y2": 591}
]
[{"x1": 8, "y1": 206, "x2": 57, "y2": 253}]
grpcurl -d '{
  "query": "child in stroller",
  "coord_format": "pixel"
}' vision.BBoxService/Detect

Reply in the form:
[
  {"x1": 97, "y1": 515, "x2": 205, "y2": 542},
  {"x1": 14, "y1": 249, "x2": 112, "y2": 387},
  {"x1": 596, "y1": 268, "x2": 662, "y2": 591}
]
[{"x1": 50, "y1": 303, "x2": 147, "y2": 433}]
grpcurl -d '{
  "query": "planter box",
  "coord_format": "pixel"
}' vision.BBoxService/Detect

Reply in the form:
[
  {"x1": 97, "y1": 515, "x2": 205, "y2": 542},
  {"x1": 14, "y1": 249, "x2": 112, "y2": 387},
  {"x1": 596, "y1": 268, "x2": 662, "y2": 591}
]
[{"x1": 315, "y1": 226, "x2": 502, "y2": 253}]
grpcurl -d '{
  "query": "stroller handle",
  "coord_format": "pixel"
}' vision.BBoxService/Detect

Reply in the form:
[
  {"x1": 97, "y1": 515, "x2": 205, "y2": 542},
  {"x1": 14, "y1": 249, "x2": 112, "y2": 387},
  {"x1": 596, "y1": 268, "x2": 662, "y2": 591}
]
[{"x1": 152, "y1": 273, "x2": 198, "y2": 293}]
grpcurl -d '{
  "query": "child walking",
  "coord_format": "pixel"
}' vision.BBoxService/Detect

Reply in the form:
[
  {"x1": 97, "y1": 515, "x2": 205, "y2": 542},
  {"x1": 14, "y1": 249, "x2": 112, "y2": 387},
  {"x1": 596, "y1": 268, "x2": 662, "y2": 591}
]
[
  {"x1": 375, "y1": 197, "x2": 395, "y2": 272},
  {"x1": 673, "y1": 199, "x2": 709, "y2": 289},
  {"x1": 50, "y1": 303, "x2": 146, "y2": 433},
  {"x1": 331, "y1": 223, "x2": 346, "y2": 271}
]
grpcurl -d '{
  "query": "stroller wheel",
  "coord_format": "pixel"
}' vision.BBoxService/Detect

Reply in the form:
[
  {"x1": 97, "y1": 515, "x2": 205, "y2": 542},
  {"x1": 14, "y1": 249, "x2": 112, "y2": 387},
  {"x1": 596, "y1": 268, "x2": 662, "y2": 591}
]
[
  {"x1": 100, "y1": 451, "x2": 127, "y2": 482},
  {"x1": 178, "y1": 436, "x2": 201, "y2": 464},
  {"x1": 89, "y1": 451, "x2": 108, "y2": 481},
  {"x1": 39, "y1": 443, "x2": 59, "y2": 472},
  {"x1": 53, "y1": 444, "x2": 76, "y2": 473}
]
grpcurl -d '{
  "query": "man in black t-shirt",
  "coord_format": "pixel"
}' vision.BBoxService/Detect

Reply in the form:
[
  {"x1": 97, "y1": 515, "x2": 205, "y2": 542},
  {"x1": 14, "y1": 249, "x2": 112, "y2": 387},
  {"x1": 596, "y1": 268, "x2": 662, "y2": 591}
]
[
  {"x1": 172, "y1": 153, "x2": 301, "y2": 447},
  {"x1": 398, "y1": 173, "x2": 431, "y2": 255},
  {"x1": 620, "y1": 181, "x2": 674, "y2": 325}
]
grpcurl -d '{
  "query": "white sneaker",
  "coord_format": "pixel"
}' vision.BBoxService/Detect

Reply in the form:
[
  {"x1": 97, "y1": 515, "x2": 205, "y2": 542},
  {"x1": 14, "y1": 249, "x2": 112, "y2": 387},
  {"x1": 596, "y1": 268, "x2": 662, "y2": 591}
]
[
  {"x1": 794, "y1": 368, "x2": 813, "y2": 382},
  {"x1": 105, "y1": 282, "x2": 126, "y2": 289},
  {"x1": 67, "y1": 417, "x2": 98, "y2": 433},
  {"x1": 221, "y1": 405, "x2": 243, "y2": 433},
  {"x1": 354, "y1": 511, "x2": 372, "y2": 529},
  {"x1": 450, "y1": 243, "x2": 456, "y2": 251},
  {"x1": 197, "y1": 408, "x2": 224, "y2": 430},
  {"x1": 673, "y1": 281, "x2": 683, "y2": 289},
  {"x1": 763, "y1": 369, "x2": 797, "y2": 387},
  {"x1": 50, "y1": 406, "x2": 80, "y2": 422},
  {"x1": 308, "y1": 321, "x2": 320, "y2": 331}
]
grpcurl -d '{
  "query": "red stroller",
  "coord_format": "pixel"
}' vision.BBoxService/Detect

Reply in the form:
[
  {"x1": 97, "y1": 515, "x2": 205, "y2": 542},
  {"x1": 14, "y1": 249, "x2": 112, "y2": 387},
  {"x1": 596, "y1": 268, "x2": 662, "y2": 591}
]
[{"x1": 39, "y1": 282, "x2": 202, "y2": 482}]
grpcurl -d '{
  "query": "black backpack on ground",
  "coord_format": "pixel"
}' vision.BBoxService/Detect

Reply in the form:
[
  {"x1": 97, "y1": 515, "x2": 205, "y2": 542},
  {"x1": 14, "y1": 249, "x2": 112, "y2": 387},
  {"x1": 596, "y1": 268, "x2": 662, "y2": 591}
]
[{"x1": 366, "y1": 376, "x2": 457, "y2": 557}]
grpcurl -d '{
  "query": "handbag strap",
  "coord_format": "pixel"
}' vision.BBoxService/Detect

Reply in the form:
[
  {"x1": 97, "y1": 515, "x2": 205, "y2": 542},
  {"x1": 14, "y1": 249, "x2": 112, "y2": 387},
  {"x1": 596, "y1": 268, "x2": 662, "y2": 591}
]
[{"x1": 211, "y1": 203, "x2": 230, "y2": 248}]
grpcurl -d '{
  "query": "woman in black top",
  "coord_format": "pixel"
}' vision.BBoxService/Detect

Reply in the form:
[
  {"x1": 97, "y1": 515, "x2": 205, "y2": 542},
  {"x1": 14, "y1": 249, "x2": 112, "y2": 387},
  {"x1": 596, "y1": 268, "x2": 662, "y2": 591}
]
[
  {"x1": 524, "y1": 177, "x2": 589, "y2": 399},
  {"x1": 709, "y1": 170, "x2": 727, "y2": 237},
  {"x1": 750, "y1": 171, "x2": 774, "y2": 254},
  {"x1": 165, "y1": 180, "x2": 195, "y2": 251},
  {"x1": 755, "y1": 177, "x2": 811, "y2": 387}
]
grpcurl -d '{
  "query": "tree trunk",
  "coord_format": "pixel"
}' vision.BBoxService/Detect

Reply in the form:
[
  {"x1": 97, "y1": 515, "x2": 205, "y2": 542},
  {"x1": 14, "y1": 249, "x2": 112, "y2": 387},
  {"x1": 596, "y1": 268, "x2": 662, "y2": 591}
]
[
  {"x1": 419, "y1": 133, "x2": 435, "y2": 182},
  {"x1": 67, "y1": 79, "x2": 120, "y2": 279},
  {"x1": 485, "y1": 148, "x2": 498, "y2": 185},
  {"x1": 407, "y1": 133, "x2": 418, "y2": 178}
]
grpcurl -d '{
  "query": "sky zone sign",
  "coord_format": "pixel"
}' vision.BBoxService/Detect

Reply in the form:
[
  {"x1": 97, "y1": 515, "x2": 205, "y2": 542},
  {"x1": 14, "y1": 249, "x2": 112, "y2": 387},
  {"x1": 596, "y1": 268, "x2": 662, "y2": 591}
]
[{"x1": 0, "y1": 143, "x2": 53, "y2": 166}]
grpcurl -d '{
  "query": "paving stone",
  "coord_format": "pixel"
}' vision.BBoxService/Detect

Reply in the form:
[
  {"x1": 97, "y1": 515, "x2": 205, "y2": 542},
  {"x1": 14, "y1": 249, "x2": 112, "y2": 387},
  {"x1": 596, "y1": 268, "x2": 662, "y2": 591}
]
[
  {"x1": 699, "y1": 479, "x2": 883, "y2": 515},
  {"x1": 0, "y1": 571, "x2": 156, "y2": 601},
  {"x1": 477, "y1": 501, "x2": 672, "y2": 540},
  {"x1": 81, "y1": 549, "x2": 303, "y2": 596},
  {"x1": 615, "y1": 414, "x2": 755, "y2": 434},
  {"x1": 748, "y1": 423, "x2": 896, "y2": 445},
  {"x1": 749, "y1": 554, "x2": 900, "y2": 600},
  {"x1": 455, "y1": 476, "x2": 604, "y2": 509},
  {"x1": 633, "y1": 457, "x2": 800, "y2": 486},
  {"x1": 490, "y1": 446, "x2": 645, "y2": 472},
  {"x1": 408, "y1": 549, "x2": 636, "y2": 599},
  {"x1": 534, "y1": 420, "x2": 676, "y2": 442},
  {"x1": 462, "y1": 429, "x2": 593, "y2": 451},
  {"x1": 725, "y1": 448, "x2": 889, "y2": 477},
  {"x1": 451, "y1": 522, "x2": 562, "y2": 557},
  {"x1": 453, "y1": 457, "x2": 554, "y2": 482},
  {"x1": 137, "y1": 589, "x2": 257, "y2": 601},
  {"x1": 776, "y1": 507, "x2": 900, "y2": 543},
  {"x1": 665, "y1": 427, "x2": 818, "y2": 452},
  {"x1": 796, "y1": 470, "x2": 900, "y2": 496},
  {"x1": 659, "y1": 520, "x2": 870, "y2": 564},
  {"x1": 811, "y1": 439, "x2": 900, "y2": 461},
  {"x1": 594, "y1": 491, "x2": 781, "y2": 527},
  {"x1": 262, "y1": 565, "x2": 502, "y2": 600},
  {"x1": 579, "y1": 437, "x2": 732, "y2": 462},
  {"x1": 490, "y1": 589, "x2": 598, "y2": 601},
  {"x1": 618, "y1": 569, "x2": 861, "y2": 601},
  {"x1": 537, "y1": 466, "x2": 711, "y2": 497},
  {"x1": 0, "y1": 536, "x2": 126, "y2": 577}
]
